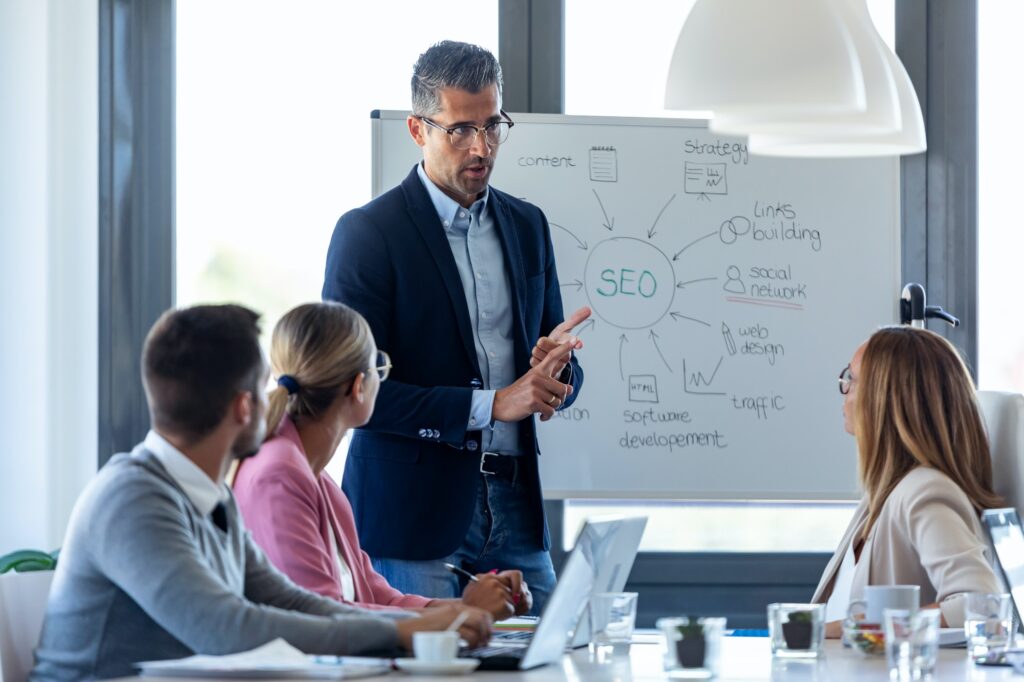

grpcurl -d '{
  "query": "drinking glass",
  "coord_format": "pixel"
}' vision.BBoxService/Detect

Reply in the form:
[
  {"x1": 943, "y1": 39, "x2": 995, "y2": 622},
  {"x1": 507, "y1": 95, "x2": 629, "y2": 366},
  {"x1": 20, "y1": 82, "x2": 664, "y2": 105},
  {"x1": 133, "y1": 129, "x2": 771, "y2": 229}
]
[
  {"x1": 963, "y1": 592, "x2": 1013, "y2": 658},
  {"x1": 884, "y1": 608, "x2": 940, "y2": 681}
]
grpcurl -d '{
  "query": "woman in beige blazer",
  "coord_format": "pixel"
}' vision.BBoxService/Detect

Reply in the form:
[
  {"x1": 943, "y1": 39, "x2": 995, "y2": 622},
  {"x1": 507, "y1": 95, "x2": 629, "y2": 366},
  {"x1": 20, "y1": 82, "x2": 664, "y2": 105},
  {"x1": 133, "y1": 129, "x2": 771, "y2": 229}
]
[{"x1": 812, "y1": 326, "x2": 1002, "y2": 635}]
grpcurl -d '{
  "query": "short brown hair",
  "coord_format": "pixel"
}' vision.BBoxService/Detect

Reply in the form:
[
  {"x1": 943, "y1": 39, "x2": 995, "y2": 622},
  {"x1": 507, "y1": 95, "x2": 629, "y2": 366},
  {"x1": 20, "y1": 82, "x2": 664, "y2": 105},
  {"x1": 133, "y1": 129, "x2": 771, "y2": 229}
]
[{"x1": 142, "y1": 304, "x2": 264, "y2": 442}]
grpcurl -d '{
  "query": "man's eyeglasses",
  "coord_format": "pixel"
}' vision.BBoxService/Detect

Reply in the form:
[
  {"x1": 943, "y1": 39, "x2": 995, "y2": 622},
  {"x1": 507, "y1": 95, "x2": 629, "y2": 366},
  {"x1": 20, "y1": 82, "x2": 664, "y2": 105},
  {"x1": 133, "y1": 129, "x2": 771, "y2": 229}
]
[
  {"x1": 373, "y1": 350, "x2": 392, "y2": 382},
  {"x1": 838, "y1": 364, "x2": 853, "y2": 395},
  {"x1": 416, "y1": 111, "x2": 514, "y2": 149}
]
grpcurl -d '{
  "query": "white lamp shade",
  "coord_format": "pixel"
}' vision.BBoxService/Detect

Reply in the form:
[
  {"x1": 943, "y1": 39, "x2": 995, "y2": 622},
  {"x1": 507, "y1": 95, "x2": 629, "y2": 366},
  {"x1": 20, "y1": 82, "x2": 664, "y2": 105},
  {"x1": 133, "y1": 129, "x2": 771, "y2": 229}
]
[
  {"x1": 665, "y1": 0, "x2": 866, "y2": 118},
  {"x1": 710, "y1": 0, "x2": 900, "y2": 136},
  {"x1": 747, "y1": 45, "x2": 926, "y2": 157}
]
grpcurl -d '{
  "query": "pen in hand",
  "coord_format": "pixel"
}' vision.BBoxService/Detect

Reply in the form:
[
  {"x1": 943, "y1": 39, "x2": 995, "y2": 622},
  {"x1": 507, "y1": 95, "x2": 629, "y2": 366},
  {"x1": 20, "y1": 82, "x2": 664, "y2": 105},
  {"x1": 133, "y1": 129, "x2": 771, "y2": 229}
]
[{"x1": 443, "y1": 562, "x2": 479, "y2": 583}]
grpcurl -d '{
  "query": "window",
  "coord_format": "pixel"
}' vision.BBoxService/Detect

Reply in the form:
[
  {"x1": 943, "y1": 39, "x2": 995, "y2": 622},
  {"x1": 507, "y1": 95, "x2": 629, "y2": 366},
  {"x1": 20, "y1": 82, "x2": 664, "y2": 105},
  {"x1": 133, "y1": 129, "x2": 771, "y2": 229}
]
[
  {"x1": 177, "y1": 1, "x2": 498, "y2": 334},
  {"x1": 177, "y1": 2, "x2": 498, "y2": 480},
  {"x1": 562, "y1": 0, "x2": 896, "y2": 552},
  {"x1": 978, "y1": 3, "x2": 1024, "y2": 392}
]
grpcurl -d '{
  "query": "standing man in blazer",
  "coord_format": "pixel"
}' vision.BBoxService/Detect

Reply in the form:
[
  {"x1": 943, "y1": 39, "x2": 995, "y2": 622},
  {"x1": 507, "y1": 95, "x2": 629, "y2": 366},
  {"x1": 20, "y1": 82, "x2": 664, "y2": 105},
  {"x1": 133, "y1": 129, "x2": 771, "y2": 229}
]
[{"x1": 323, "y1": 41, "x2": 589, "y2": 612}]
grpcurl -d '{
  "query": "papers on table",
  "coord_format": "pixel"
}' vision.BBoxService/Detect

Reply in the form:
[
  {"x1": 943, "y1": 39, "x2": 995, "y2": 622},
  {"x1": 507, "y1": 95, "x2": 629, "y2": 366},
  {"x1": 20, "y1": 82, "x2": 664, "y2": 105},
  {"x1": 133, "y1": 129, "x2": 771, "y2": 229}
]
[
  {"x1": 136, "y1": 638, "x2": 392, "y2": 679},
  {"x1": 939, "y1": 627, "x2": 967, "y2": 648}
]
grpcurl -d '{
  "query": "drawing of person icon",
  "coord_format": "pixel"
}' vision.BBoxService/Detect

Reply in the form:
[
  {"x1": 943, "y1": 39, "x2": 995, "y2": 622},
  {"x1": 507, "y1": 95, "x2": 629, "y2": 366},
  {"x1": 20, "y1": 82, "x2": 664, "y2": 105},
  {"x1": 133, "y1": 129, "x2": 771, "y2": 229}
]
[{"x1": 723, "y1": 265, "x2": 746, "y2": 294}]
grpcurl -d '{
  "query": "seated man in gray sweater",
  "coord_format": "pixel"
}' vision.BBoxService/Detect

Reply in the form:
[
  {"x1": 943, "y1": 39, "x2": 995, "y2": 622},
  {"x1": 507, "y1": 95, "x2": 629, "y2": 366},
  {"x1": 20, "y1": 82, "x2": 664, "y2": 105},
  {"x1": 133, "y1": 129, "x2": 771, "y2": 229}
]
[{"x1": 31, "y1": 304, "x2": 491, "y2": 681}]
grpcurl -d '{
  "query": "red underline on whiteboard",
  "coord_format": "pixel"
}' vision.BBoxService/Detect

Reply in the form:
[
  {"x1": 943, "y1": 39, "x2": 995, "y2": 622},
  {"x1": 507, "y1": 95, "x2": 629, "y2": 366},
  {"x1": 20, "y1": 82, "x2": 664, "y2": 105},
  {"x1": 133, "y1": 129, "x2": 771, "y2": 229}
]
[{"x1": 725, "y1": 296, "x2": 805, "y2": 311}]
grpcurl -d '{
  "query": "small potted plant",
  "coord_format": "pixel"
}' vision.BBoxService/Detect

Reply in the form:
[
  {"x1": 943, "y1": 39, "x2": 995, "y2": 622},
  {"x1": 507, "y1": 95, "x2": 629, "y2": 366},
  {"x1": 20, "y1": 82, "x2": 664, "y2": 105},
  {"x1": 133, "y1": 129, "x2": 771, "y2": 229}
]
[
  {"x1": 0, "y1": 549, "x2": 58, "y2": 574},
  {"x1": 675, "y1": 618, "x2": 707, "y2": 668},
  {"x1": 781, "y1": 609, "x2": 814, "y2": 650}
]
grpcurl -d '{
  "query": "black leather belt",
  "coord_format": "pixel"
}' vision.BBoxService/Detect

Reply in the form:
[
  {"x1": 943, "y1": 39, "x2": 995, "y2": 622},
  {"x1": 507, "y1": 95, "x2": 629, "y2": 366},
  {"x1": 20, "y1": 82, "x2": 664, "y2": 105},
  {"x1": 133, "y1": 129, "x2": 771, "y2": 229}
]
[{"x1": 479, "y1": 451, "x2": 519, "y2": 482}]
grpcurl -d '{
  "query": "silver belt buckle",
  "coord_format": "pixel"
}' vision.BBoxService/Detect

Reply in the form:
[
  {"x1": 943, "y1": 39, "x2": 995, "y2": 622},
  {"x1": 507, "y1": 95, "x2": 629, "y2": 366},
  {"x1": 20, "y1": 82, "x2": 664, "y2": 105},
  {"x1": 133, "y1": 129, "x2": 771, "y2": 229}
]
[{"x1": 479, "y1": 451, "x2": 500, "y2": 475}]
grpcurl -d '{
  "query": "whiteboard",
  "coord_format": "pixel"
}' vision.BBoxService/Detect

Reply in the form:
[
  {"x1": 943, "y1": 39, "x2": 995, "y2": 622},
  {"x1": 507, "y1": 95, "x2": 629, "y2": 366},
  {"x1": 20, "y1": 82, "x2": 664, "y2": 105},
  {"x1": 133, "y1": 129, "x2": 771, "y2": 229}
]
[{"x1": 371, "y1": 111, "x2": 900, "y2": 501}]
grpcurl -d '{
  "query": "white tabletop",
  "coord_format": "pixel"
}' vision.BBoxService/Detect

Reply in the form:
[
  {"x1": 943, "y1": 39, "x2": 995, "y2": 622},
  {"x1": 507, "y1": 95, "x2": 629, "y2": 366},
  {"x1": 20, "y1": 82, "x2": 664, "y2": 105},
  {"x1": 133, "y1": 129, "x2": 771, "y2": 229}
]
[{"x1": 117, "y1": 637, "x2": 1019, "y2": 681}]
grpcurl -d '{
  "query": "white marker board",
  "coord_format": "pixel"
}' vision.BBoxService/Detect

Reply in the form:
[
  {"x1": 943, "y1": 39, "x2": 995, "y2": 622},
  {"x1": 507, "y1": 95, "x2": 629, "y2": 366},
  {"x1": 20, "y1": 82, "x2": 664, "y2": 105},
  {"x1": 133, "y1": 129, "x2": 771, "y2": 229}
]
[{"x1": 371, "y1": 111, "x2": 900, "y2": 500}]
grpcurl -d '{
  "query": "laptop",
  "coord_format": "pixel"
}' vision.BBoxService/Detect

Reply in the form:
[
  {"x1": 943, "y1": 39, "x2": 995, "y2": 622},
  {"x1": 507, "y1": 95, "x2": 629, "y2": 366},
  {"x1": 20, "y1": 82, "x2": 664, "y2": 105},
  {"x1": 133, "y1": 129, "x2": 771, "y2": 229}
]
[
  {"x1": 567, "y1": 515, "x2": 648, "y2": 647},
  {"x1": 982, "y1": 507, "x2": 1024, "y2": 628},
  {"x1": 461, "y1": 535, "x2": 595, "y2": 670},
  {"x1": 492, "y1": 515, "x2": 648, "y2": 648}
]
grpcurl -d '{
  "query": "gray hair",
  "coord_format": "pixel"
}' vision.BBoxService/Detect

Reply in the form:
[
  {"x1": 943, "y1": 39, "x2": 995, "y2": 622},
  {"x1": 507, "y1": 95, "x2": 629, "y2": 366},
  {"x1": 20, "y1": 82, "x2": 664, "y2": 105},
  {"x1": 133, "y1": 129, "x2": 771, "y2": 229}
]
[{"x1": 411, "y1": 41, "x2": 503, "y2": 116}]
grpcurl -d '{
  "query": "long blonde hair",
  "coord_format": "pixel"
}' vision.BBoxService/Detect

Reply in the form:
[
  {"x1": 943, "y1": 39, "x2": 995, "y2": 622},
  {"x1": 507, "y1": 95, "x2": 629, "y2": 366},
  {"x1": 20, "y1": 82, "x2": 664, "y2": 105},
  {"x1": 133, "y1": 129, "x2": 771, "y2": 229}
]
[
  {"x1": 855, "y1": 326, "x2": 1000, "y2": 536},
  {"x1": 264, "y1": 301, "x2": 375, "y2": 439}
]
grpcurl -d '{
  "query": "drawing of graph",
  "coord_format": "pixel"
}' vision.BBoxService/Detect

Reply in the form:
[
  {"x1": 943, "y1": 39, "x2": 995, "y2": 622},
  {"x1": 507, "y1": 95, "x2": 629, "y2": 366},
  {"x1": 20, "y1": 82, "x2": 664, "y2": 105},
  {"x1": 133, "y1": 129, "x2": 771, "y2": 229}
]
[{"x1": 684, "y1": 162, "x2": 728, "y2": 195}]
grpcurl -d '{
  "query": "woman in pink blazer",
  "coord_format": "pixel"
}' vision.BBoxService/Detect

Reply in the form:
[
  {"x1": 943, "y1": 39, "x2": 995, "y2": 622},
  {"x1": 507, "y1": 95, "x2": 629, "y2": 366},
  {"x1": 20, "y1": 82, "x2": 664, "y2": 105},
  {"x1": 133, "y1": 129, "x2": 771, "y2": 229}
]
[{"x1": 233, "y1": 302, "x2": 530, "y2": 619}]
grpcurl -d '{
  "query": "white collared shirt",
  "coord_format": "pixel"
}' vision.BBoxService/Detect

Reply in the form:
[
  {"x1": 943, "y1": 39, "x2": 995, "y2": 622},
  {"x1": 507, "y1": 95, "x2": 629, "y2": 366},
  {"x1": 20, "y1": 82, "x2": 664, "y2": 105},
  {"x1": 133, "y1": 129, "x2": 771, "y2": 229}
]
[
  {"x1": 143, "y1": 429, "x2": 229, "y2": 516},
  {"x1": 825, "y1": 538, "x2": 857, "y2": 622}
]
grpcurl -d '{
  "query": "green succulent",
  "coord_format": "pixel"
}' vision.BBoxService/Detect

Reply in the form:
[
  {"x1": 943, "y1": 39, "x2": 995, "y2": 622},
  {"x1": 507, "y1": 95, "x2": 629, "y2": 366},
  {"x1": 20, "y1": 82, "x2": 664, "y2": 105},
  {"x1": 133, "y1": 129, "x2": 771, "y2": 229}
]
[{"x1": 0, "y1": 549, "x2": 59, "y2": 574}]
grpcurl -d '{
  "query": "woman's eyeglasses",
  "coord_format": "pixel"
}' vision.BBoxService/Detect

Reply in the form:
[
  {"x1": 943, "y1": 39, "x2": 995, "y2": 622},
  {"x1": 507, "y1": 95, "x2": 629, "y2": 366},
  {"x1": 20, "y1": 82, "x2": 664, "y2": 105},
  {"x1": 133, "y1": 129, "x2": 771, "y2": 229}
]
[
  {"x1": 373, "y1": 350, "x2": 392, "y2": 382},
  {"x1": 838, "y1": 364, "x2": 853, "y2": 395}
]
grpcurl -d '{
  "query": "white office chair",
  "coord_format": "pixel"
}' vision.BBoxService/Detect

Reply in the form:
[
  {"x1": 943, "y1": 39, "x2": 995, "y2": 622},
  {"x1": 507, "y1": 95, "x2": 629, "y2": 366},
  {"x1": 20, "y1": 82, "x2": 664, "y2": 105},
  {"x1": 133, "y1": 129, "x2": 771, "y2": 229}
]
[
  {"x1": 977, "y1": 390, "x2": 1024, "y2": 513},
  {"x1": 0, "y1": 570, "x2": 53, "y2": 682}
]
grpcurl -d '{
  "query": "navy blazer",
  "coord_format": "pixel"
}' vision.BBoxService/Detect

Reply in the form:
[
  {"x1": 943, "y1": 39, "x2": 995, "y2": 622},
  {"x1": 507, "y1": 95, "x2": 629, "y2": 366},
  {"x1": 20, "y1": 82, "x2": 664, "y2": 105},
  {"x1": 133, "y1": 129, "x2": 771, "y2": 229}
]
[{"x1": 323, "y1": 165, "x2": 584, "y2": 560}]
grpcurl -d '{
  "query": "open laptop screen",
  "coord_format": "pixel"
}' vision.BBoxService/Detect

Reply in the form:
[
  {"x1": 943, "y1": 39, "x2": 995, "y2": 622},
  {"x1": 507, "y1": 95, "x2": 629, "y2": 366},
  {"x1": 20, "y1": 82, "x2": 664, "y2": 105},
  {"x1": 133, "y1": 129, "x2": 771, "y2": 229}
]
[{"x1": 981, "y1": 508, "x2": 1024, "y2": 626}]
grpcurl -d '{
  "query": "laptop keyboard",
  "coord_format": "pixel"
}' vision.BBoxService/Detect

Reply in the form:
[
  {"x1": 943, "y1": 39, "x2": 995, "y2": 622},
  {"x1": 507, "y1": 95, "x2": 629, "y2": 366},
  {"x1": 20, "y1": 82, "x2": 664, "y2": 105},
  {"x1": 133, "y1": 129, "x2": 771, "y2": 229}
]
[
  {"x1": 462, "y1": 645, "x2": 526, "y2": 659},
  {"x1": 491, "y1": 630, "x2": 534, "y2": 642}
]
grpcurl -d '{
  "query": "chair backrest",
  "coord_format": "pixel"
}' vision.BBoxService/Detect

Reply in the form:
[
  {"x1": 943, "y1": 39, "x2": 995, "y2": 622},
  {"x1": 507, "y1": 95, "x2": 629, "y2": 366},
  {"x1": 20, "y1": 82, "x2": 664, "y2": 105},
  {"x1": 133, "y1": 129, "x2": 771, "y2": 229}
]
[
  {"x1": 0, "y1": 570, "x2": 54, "y2": 682},
  {"x1": 977, "y1": 391, "x2": 1024, "y2": 514}
]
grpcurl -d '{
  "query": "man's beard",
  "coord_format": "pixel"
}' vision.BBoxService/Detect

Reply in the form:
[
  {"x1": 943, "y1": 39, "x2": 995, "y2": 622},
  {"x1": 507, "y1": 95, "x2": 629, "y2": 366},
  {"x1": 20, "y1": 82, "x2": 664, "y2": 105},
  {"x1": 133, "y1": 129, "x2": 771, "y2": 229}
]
[{"x1": 231, "y1": 420, "x2": 266, "y2": 461}]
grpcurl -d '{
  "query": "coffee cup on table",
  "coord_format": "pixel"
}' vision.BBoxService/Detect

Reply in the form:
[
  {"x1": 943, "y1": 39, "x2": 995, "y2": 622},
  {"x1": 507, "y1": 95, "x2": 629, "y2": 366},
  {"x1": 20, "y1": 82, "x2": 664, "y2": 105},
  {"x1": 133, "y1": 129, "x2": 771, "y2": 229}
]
[
  {"x1": 412, "y1": 631, "x2": 460, "y2": 662},
  {"x1": 847, "y1": 585, "x2": 920, "y2": 625}
]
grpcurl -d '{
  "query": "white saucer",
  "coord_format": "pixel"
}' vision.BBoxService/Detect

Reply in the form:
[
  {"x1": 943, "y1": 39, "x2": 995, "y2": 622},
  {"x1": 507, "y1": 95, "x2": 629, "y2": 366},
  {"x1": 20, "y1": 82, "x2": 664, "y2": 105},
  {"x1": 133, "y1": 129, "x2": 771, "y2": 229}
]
[{"x1": 395, "y1": 658, "x2": 481, "y2": 675}]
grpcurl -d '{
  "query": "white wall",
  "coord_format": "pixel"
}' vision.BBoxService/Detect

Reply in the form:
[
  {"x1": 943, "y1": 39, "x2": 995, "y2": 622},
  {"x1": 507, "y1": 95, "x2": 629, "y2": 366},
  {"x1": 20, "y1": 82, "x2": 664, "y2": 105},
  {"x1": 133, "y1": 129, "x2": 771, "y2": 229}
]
[{"x1": 0, "y1": 0, "x2": 98, "y2": 551}]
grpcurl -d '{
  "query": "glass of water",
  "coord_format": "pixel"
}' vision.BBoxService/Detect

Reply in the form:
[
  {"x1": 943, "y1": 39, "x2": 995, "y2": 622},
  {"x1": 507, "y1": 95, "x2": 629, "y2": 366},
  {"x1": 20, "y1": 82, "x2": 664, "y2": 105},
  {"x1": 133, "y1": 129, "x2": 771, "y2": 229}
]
[
  {"x1": 589, "y1": 592, "x2": 638, "y2": 654},
  {"x1": 964, "y1": 592, "x2": 1013, "y2": 658},
  {"x1": 884, "y1": 608, "x2": 940, "y2": 681}
]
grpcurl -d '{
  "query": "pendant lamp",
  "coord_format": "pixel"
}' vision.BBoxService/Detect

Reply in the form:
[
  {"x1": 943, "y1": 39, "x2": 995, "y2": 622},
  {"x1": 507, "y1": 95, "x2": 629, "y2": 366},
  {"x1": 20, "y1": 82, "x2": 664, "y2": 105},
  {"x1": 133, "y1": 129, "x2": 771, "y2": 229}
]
[
  {"x1": 710, "y1": 0, "x2": 900, "y2": 137},
  {"x1": 664, "y1": 0, "x2": 866, "y2": 118},
  {"x1": 747, "y1": 46, "x2": 926, "y2": 157}
]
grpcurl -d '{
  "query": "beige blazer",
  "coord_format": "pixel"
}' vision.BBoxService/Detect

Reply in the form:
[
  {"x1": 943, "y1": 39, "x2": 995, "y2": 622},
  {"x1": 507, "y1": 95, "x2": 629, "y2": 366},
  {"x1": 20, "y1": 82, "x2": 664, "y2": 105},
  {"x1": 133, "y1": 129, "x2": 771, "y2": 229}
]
[{"x1": 811, "y1": 466, "x2": 1000, "y2": 627}]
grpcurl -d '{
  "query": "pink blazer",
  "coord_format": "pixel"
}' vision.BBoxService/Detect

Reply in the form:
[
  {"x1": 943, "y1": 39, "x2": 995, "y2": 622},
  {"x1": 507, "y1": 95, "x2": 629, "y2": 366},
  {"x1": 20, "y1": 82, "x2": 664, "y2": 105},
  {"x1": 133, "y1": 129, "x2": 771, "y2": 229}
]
[{"x1": 233, "y1": 416, "x2": 431, "y2": 610}]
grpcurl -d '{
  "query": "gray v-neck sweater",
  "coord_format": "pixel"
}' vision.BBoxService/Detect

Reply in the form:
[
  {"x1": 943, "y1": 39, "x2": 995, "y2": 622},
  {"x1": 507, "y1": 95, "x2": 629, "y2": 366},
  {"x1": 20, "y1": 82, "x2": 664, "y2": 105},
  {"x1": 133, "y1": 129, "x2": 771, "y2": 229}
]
[{"x1": 31, "y1": 446, "x2": 404, "y2": 681}]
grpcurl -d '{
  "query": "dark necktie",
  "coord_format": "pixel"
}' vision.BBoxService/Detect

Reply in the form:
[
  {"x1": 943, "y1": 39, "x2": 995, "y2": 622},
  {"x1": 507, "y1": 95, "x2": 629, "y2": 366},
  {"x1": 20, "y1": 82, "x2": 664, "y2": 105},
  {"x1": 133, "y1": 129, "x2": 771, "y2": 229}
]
[{"x1": 211, "y1": 502, "x2": 228, "y2": 533}]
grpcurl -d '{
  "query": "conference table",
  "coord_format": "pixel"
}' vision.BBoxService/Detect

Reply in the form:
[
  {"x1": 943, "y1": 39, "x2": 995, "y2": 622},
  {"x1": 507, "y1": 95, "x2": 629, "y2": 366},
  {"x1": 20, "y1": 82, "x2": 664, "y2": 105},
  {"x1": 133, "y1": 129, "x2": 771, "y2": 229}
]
[{"x1": 118, "y1": 636, "x2": 1021, "y2": 681}]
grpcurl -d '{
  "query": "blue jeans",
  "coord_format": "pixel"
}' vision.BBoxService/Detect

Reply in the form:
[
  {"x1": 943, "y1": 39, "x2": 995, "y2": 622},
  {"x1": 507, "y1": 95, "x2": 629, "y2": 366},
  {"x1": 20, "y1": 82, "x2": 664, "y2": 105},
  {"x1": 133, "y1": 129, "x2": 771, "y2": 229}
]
[{"x1": 371, "y1": 474, "x2": 556, "y2": 616}]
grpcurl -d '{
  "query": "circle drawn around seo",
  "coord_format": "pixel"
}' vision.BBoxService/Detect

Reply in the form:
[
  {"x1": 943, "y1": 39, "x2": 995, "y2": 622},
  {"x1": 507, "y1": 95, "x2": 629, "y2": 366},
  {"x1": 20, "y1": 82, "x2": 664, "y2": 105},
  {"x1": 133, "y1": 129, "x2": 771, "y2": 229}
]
[{"x1": 584, "y1": 237, "x2": 676, "y2": 330}]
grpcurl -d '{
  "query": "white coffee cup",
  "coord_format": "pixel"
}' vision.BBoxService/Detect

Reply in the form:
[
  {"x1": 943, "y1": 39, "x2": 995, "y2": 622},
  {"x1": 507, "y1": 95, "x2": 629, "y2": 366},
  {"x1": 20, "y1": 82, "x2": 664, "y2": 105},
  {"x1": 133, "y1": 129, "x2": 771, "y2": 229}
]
[
  {"x1": 412, "y1": 631, "x2": 459, "y2": 662},
  {"x1": 848, "y1": 585, "x2": 920, "y2": 625}
]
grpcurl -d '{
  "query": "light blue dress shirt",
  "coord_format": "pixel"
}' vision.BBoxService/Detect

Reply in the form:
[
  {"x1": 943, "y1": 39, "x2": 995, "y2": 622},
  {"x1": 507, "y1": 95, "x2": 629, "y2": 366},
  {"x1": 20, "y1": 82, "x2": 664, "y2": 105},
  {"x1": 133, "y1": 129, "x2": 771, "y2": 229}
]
[{"x1": 417, "y1": 164, "x2": 522, "y2": 455}]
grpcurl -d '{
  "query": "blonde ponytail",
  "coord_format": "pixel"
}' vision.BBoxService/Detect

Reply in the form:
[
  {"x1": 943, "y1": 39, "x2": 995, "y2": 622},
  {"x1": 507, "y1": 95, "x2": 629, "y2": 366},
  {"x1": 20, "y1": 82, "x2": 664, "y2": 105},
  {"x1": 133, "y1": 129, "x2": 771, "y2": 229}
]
[
  {"x1": 264, "y1": 384, "x2": 292, "y2": 441},
  {"x1": 262, "y1": 301, "x2": 375, "y2": 442}
]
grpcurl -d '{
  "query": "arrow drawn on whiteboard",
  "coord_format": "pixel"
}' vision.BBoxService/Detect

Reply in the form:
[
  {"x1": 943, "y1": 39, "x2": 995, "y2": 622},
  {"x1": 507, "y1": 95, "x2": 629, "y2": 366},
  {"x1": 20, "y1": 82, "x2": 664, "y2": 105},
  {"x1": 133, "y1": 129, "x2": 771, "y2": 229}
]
[
  {"x1": 676, "y1": 277, "x2": 718, "y2": 289},
  {"x1": 592, "y1": 189, "x2": 615, "y2": 231},
  {"x1": 560, "y1": 278, "x2": 584, "y2": 292},
  {"x1": 647, "y1": 193, "x2": 676, "y2": 239},
  {"x1": 670, "y1": 311, "x2": 712, "y2": 327},
  {"x1": 575, "y1": 318, "x2": 596, "y2": 336},
  {"x1": 649, "y1": 330, "x2": 672, "y2": 372},
  {"x1": 672, "y1": 231, "x2": 717, "y2": 261},
  {"x1": 618, "y1": 334, "x2": 628, "y2": 380},
  {"x1": 550, "y1": 222, "x2": 588, "y2": 250}
]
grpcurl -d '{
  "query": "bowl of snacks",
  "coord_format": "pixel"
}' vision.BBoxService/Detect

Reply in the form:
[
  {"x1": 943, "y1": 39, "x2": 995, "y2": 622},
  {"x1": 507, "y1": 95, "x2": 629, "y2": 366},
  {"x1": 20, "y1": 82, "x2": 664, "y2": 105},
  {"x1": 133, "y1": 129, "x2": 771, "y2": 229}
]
[{"x1": 842, "y1": 620, "x2": 885, "y2": 656}]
